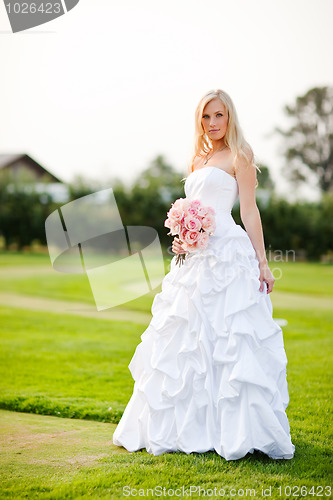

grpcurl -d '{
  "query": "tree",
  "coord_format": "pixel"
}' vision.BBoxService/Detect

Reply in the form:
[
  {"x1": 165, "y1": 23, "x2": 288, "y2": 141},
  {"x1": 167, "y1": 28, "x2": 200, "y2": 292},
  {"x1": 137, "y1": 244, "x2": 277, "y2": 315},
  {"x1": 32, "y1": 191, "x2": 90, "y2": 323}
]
[
  {"x1": 0, "y1": 178, "x2": 58, "y2": 250},
  {"x1": 275, "y1": 86, "x2": 333, "y2": 193},
  {"x1": 131, "y1": 154, "x2": 185, "y2": 204},
  {"x1": 66, "y1": 174, "x2": 103, "y2": 200},
  {"x1": 125, "y1": 155, "x2": 185, "y2": 255},
  {"x1": 256, "y1": 163, "x2": 275, "y2": 190}
]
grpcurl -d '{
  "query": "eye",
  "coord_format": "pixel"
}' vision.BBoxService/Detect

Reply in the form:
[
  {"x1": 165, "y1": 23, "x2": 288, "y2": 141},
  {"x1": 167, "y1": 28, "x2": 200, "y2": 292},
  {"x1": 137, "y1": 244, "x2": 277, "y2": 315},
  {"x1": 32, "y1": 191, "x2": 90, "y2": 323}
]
[
  {"x1": 202, "y1": 114, "x2": 209, "y2": 119},
  {"x1": 216, "y1": 113, "x2": 223, "y2": 117}
]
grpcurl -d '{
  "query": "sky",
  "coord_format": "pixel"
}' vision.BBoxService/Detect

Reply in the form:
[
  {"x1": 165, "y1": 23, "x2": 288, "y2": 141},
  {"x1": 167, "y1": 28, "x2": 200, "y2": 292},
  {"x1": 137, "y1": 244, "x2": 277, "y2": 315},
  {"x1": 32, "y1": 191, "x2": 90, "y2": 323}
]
[{"x1": 0, "y1": 0, "x2": 332, "y2": 201}]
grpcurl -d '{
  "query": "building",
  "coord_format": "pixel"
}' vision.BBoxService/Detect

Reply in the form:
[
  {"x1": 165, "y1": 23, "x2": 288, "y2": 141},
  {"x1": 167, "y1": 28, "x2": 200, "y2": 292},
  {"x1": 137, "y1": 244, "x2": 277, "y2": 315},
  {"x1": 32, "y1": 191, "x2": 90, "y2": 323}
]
[{"x1": 0, "y1": 153, "x2": 69, "y2": 202}]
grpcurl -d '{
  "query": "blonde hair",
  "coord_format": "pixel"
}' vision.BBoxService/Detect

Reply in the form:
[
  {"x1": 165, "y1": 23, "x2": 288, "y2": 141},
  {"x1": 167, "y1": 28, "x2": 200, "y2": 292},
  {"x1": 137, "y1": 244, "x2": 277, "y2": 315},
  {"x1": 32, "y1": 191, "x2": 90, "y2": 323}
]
[{"x1": 185, "y1": 89, "x2": 260, "y2": 187}]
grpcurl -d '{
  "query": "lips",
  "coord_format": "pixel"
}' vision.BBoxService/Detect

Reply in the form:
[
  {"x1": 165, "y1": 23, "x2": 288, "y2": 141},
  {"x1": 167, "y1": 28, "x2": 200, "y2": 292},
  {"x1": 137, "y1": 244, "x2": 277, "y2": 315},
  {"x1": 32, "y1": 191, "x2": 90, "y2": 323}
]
[{"x1": 209, "y1": 129, "x2": 219, "y2": 133}]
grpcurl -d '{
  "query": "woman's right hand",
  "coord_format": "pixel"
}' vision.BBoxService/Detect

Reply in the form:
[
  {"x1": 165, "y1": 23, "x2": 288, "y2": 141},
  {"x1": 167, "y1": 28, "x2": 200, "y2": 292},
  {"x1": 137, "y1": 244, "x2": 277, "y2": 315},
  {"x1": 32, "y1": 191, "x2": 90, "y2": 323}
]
[{"x1": 172, "y1": 237, "x2": 187, "y2": 255}]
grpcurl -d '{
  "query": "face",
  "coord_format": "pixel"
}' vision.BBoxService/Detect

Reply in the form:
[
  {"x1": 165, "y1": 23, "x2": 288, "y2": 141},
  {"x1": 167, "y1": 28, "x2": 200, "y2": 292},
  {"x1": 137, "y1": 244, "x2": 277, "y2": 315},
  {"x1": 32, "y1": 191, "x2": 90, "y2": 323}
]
[{"x1": 201, "y1": 98, "x2": 229, "y2": 141}]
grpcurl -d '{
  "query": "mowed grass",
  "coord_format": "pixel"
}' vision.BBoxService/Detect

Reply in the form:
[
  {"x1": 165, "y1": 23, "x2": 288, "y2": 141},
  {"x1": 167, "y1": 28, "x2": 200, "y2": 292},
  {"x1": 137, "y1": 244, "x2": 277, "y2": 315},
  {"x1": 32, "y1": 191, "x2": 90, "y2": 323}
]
[
  {"x1": 0, "y1": 305, "x2": 144, "y2": 423},
  {"x1": 0, "y1": 252, "x2": 332, "y2": 498},
  {"x1": 0, "y1": 251, "x2": 167, "y2": 313},
  {"x1": 0, "y1": 410, "x2": 331, "y2": 500}
]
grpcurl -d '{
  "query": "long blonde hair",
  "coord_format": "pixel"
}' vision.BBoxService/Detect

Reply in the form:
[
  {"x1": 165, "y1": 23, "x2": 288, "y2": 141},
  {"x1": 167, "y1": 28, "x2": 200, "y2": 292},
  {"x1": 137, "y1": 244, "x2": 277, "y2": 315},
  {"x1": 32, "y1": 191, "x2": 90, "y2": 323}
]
[{"x1": 185, "y1": 89, "x2": 260, "y2": 186}]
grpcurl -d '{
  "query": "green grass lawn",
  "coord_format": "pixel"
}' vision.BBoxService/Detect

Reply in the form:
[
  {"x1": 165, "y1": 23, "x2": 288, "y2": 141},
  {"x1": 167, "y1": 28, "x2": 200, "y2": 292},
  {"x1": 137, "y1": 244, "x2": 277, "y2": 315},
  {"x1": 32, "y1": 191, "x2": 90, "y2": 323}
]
[
  {"x1": 0, "y1": 251, "x2": 167, "y2": 312},
  {"x1": 0, "y1": 252, "x2": 332, "y2": 498},
  {"x1": 0, "y1": 305, "x2": 144, "y2": 423},
  {"x1": 0, "y1": 409, "x2": 331, "y2": 500}
]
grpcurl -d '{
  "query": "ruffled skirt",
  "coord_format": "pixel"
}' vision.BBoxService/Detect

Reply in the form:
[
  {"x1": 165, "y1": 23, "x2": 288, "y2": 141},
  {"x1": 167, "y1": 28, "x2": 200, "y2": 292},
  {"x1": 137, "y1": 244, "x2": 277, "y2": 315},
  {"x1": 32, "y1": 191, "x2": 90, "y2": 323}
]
[{"x1": 112, "y1": 218, "x2": 295, "y2": 460}]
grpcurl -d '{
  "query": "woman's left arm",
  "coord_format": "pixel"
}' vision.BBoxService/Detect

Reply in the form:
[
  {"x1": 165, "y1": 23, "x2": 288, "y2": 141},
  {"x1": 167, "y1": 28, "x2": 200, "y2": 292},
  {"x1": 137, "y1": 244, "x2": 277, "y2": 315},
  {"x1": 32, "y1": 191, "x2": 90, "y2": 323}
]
[{"x1": 234, "y1": 154, "x2": 275, "y2": 294}]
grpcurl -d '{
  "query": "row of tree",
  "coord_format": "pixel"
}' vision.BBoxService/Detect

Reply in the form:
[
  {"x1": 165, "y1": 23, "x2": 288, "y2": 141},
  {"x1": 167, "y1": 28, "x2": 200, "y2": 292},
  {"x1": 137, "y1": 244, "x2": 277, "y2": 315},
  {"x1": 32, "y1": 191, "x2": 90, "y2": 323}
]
[{"x1": 0, "y1": 155, "x2": 332, "y2": 261}]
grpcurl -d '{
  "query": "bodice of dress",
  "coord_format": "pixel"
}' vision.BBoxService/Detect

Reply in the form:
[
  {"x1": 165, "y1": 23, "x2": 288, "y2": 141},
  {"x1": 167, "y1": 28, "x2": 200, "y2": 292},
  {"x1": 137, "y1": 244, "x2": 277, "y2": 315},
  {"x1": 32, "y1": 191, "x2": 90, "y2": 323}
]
[
  {"x1": 184, "y1": 166, "x2": 239, "y2": 212},
  {"x1": 184, "y1": 166, "x2": 239, "y2": 237}
]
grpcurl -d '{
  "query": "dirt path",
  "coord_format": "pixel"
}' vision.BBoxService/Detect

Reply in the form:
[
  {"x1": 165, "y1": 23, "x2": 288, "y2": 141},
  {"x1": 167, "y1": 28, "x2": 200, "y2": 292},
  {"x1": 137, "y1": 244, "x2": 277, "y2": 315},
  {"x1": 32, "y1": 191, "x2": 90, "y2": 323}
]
[
  {"x1": 0, "y1": 409, "x2": 121, "y2": 462},
  {"x1": 0, "y1": 288, "x2": 331, "y2": 329},
  {"x1": 0, "y1": 292, "x2": 152, "y2": 324},
  {"x1": 0, "y1": 409, "x2": 125, "y2": 494}
]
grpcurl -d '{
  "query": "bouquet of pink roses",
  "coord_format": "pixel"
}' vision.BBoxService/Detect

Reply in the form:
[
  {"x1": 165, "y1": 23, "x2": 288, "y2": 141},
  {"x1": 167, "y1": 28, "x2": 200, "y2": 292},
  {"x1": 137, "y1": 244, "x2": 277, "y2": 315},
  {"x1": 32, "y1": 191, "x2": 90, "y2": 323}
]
[{"x1": 164, "y1": 197, "x2": 216, "y2": 266}]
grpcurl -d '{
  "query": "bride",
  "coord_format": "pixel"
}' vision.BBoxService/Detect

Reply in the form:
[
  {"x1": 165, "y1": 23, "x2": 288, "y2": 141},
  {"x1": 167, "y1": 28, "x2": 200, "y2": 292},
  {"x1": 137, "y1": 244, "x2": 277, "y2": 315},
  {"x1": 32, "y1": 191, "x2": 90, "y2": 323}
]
[{"x1": 112, "y1": 89, "x2": 295, "y2": 461}]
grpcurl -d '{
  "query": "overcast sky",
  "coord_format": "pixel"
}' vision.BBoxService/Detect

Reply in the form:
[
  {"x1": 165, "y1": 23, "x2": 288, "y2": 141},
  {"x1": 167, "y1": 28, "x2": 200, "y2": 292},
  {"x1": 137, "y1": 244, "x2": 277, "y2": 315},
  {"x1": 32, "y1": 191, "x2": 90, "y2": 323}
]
[{"x1": 0, "y1": 0, "x2": 332, "y2": 201}]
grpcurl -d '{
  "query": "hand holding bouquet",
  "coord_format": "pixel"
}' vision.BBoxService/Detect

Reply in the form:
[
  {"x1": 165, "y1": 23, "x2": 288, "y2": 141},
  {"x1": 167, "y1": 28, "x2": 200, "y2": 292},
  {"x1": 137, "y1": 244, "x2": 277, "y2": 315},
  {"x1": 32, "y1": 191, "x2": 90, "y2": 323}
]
[{"x1": 164, "y1": 198, "x2": 216, "y2": 267}]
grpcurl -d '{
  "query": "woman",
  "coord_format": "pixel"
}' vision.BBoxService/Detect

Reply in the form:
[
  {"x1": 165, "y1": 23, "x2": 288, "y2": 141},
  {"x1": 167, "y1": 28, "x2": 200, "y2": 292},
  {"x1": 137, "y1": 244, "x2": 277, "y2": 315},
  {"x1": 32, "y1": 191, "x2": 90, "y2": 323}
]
[{"x1": 113, "y1": 89, "x2": 295, "y2": 461}]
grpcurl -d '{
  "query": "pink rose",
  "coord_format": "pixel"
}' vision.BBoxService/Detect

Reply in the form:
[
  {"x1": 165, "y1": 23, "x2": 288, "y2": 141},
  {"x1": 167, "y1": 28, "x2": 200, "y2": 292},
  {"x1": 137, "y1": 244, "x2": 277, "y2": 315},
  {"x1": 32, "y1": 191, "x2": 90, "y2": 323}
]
[
  {"x1": 206, "y1": 206, "x2": 216, "y2": 217},
  {"x1": 164, "y1": 218, "x2": 171, "y2": 228},
  {"x1": 190, "y1": 200, "x2": 202, "y2": 210},
  {"x1": 184, "y1": 230, "x2": 200, "y2": 245},
  {"x1": 202, "y1": 215, "x2": 216, "y2": 233},
  {"x1": 184, "y1": 215, "x2": 202, "y2": 232},
  {"x1": 197, "y1": 206, "x2": 209, "y2": 217},
  {"x1": 196, "y1": 231, "x2": 209, "y2": 250},
  {"x1": 173, "y1": 198, "x2": 191, "y2": 212},
  {"x1": 168, "y1": 207, "x2": 184, "y2": 222},
  {"x1": 187, "y1": 207, "x2": 198, "y2": 217},
  {"x1": 169, "y1": 221, "x2": 182, "y2": 236}
]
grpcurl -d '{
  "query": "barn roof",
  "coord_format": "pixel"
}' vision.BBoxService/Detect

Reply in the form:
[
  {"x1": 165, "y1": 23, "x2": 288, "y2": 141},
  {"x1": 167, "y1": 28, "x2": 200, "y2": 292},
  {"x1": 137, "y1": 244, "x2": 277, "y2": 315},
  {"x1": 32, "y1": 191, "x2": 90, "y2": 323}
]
[{"x1": 0, "y1": 153, "x2": 63, "y2": 183}]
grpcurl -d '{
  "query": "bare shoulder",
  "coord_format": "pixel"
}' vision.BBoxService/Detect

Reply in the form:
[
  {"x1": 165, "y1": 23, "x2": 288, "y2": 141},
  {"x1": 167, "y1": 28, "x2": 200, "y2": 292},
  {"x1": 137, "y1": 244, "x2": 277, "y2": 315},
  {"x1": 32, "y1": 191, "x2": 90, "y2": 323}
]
[
  {"x1": 234, "y1": 145, "x2": 257, "y2": 210},
  {"x1": 233, "y1": 144, "x2": 255, "y2": 171}
]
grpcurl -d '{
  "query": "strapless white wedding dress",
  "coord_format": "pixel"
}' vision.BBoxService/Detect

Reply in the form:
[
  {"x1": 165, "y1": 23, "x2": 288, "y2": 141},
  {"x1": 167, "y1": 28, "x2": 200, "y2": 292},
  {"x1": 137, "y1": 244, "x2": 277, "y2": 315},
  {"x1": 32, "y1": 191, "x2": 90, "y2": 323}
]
[{"x1": 112, "y1": 166, "x2": 295, "y2": 461}]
